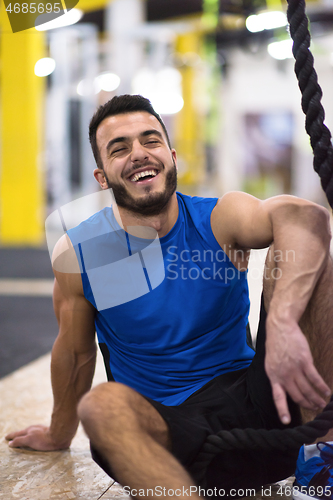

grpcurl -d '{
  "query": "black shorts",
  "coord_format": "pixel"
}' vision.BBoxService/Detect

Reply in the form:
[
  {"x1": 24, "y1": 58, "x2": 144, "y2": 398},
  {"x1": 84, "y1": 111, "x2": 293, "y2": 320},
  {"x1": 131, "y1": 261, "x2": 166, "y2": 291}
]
[{"x1": 91, "y1": 296, "x2": 302, "y2": 492}]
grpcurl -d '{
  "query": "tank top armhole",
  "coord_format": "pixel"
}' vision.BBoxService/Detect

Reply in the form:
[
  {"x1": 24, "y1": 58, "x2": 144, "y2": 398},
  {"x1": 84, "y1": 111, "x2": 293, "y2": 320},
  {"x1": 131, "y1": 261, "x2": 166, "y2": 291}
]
[{"x1": 182, "y1": 194, "x2": 248, "y2": 277}]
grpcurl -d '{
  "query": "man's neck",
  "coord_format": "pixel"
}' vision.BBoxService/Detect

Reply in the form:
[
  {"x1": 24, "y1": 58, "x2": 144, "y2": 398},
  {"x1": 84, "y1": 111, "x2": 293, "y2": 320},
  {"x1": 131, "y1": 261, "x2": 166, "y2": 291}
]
[{"x1": 113, "y1": 192, "x2": 179, "y2": 238}]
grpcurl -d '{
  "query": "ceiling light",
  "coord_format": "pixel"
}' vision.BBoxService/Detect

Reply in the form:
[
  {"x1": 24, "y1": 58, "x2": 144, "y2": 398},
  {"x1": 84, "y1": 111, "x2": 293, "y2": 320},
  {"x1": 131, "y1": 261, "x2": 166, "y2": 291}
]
[
  {"x1": 267, "y1": 39, "x2": 293, "y2": 60},
  {"x1": 151, "y1": 93, "x2": 184, "y2": 115},
  {"x1": 34, "y1": 57, "x2": 56, "y2": 77},
  {"x1": 132, "y1": 67, "x2": 184, "y2": 115},
  {"x1": 77, "y1": 79, "x2": 100, "y2": 96},
  {"x1": 95, "y1": 72, "x2": 121, "y2": 92},
  {"x1": 35, "y1": 8, "x2": 83, "y2": 31},
  {"x1": 246, "y1": 11, "x2": 287, "y2": 33}
]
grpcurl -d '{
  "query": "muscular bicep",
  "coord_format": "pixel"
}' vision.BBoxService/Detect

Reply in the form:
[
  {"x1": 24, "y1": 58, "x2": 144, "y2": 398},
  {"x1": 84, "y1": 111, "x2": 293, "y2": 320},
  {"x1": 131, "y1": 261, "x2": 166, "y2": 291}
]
[{"x1": 211, "y1": 192, "x2": 313, "y2": 251}]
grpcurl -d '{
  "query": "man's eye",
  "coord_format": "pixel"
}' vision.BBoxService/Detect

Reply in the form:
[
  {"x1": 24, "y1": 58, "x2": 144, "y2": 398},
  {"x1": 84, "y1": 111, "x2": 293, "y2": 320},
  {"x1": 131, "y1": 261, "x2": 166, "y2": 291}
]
[{"x1": 113, "y1": 147, "x2": 126, "y2": 154}]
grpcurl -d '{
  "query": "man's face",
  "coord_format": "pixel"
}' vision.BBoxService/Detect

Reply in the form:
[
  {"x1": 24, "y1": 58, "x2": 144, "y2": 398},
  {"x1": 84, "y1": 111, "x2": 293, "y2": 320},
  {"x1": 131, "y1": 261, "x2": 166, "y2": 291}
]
[{"x1": 95, "y1": 112, "x2": 177, "y2": 217}]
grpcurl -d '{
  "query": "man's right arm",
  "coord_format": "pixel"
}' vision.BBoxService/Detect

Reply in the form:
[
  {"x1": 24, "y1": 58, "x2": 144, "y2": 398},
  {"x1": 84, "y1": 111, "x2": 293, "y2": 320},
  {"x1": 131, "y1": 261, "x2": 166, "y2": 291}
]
[{"x1": 6, "y1": 236, "x2": 97, "y2": 450}]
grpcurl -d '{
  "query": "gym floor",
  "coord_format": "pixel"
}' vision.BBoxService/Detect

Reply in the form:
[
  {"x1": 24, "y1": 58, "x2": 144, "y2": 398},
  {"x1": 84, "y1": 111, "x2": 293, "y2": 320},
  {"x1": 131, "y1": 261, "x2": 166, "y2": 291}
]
[{"x1": 0, "y1": 246, "x2": 296, "y2": 499}]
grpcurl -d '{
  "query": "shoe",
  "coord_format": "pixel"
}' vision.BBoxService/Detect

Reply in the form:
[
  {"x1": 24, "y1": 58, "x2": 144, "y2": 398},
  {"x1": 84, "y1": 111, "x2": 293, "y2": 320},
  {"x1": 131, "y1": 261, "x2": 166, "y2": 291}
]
[{"x1": 293, "y1": 442, "x2": 333, "y2": 500}]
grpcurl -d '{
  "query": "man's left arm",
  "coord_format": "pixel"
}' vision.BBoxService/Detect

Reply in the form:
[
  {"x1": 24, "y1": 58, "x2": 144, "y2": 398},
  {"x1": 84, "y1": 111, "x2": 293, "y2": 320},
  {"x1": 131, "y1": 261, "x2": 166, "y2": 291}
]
[{"x1": 211, "y1": 192, "x2": 332, "y2": 424}]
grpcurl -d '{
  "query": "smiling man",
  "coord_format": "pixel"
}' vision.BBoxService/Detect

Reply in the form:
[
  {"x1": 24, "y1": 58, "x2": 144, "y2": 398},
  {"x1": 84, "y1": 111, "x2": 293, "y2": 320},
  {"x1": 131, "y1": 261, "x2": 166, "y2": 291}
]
[
  {"x1": 92, "y1": 109, "x2": 178, "y2": 221},
  {"x1": 6, "y1": 95, "x2": 333, "y2": 499}
]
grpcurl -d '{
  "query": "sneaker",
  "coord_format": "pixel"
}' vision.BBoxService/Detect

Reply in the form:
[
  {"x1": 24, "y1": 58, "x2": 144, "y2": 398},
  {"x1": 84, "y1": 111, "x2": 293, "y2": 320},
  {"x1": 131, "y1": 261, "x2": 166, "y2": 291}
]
[{"x1": 293, "y1": 442, "x2": 333, "y2": 500}]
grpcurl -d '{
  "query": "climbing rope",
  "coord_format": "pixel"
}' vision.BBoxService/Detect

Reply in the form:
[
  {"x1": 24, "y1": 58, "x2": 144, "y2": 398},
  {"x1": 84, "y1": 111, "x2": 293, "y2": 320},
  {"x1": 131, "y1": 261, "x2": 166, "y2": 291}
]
[
  {"x1": 192, "y1": 395, "x2": 333, "y2": 483},
  {"x1": 191, "y1": 2, "x2": 333, "y2": 482},
  {"x1": 287, "y1": 0, "x2": 333, "y2": 208}
]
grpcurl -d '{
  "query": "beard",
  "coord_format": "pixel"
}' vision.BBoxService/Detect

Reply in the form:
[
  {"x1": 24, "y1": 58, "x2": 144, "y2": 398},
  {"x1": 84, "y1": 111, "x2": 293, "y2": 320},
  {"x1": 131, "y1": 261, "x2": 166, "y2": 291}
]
[{"x1": 105, "y1": 158, "x2": 178, "y2": 217}]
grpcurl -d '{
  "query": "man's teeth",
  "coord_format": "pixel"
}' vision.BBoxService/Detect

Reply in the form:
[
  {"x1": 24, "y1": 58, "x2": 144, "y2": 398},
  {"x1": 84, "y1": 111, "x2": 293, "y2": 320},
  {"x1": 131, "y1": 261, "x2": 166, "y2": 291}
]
[{"x1": 131, "y1": 170, "x2": 158, "y2": 182}]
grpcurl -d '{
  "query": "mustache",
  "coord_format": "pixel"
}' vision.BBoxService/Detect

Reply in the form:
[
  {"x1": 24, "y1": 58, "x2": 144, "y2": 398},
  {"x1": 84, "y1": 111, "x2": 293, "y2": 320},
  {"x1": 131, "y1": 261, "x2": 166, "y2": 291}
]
[{"x1": 122, "y1": 160, "x2": 163, "y2": 179}]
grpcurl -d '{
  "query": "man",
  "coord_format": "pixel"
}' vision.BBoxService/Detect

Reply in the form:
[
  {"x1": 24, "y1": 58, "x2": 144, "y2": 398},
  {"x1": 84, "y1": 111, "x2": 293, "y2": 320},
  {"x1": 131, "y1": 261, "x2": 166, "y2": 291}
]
[{"x1": 6, "y1": 95, "x2": 333, "y2": 499}]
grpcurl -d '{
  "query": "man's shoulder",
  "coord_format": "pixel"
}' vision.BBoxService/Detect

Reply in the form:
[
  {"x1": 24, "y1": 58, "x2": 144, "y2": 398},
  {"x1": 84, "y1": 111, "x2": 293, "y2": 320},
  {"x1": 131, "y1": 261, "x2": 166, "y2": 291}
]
[
  {"x1": 67, "y1": 207, "x2": 114, "y2": 246},
  {"x1": 176, "y1": 191, "x2": 219, "y2": 214},
  {"x1": 176, "y1": 192, "x2": 220, "y2": 245},
  {"x1": 176, "y1": 191, "x2": 218, "y2": 203}
]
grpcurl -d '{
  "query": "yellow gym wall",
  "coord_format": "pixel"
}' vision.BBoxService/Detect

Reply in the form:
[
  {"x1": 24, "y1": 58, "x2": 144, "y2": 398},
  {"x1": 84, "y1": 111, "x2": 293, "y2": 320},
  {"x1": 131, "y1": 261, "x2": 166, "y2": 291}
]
[
  {"x1": 174, "y1": 31, "x2": 206, "y2": 188},
  {"x1": 0, "y1": 0, "x2": 112, "y2": 246},
  {"x1": 0, "y1": 8, "x2": 46, "y2": 245}
]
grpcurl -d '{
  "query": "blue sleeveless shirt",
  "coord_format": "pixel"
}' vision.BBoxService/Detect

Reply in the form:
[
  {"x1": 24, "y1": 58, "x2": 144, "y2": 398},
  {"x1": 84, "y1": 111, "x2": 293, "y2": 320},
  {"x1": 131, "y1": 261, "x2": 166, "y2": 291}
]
[{"x1": 67, "y1": 192, "x2": 254, "y2": 405}]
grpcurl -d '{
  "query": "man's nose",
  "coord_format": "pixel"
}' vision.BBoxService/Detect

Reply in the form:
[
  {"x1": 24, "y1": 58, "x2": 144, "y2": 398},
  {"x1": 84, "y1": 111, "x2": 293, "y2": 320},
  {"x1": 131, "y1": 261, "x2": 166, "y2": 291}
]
[{"x1": 130, "y1": 140, "x2": 148, "y2": 162}]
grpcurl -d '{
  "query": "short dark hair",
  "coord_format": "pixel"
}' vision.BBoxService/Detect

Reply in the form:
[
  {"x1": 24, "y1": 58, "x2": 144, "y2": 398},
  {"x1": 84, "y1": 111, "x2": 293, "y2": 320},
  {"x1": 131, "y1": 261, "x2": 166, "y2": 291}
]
[{"x1": 89, "y1": 94, "x2": 171, "y2": 170}]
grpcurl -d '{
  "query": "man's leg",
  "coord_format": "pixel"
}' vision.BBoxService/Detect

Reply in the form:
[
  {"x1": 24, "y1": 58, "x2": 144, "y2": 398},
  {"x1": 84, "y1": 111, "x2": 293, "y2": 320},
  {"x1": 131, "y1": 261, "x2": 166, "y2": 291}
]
[
  {"x1": 77, "y1": 382, "x2": 201, "y2": 499},
  {"x1": 262, "y1": 245, "x2": 333, "y2": 433}
]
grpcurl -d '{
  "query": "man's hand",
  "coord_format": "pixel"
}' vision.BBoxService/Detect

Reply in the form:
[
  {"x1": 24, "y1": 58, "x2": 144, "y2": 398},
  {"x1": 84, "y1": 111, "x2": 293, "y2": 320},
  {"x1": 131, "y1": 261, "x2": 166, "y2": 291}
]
[
  {"x1": 265, "y1": 316, "x2": 331, "y2": 425},
  {"x1": 5, "y1": 425, "x2": 70, "y2": 451}
]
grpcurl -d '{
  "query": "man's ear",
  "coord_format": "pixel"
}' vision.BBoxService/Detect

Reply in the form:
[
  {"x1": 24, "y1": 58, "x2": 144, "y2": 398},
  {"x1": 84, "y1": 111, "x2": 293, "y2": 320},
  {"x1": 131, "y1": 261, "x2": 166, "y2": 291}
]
[
  {"x1": 94, "y1": 168, "x2": 108, "y2": 189},
  {"x1": 171, "y1": 149, "x2": 178, "y2": 171}
]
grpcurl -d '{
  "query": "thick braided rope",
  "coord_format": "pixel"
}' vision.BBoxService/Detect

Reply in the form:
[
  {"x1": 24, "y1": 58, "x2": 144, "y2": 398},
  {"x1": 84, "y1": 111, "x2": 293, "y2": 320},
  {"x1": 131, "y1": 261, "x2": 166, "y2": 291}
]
[
  {"x1": 287, "y1": 0, "x2": 333, "y2": 208},
  {"x1": 191, "y1": 395, "x2": 333, "y2": 483}
]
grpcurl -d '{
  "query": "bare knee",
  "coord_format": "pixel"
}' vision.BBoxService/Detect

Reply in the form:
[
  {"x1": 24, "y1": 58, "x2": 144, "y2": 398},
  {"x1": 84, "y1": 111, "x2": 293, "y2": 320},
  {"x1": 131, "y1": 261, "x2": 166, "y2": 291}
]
[
  {"x1": 78, "y1": 382, "x2": 134, "y2": 420},
  {"x1": 77, "y1": 382, "x2": 143, "y2": 443},
  {"x1": 78, "y1": 382, "x2": 142, "y2": 436},
  {"x1": 78, "y1": 382, "x2": 170, "y2": 449}
]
